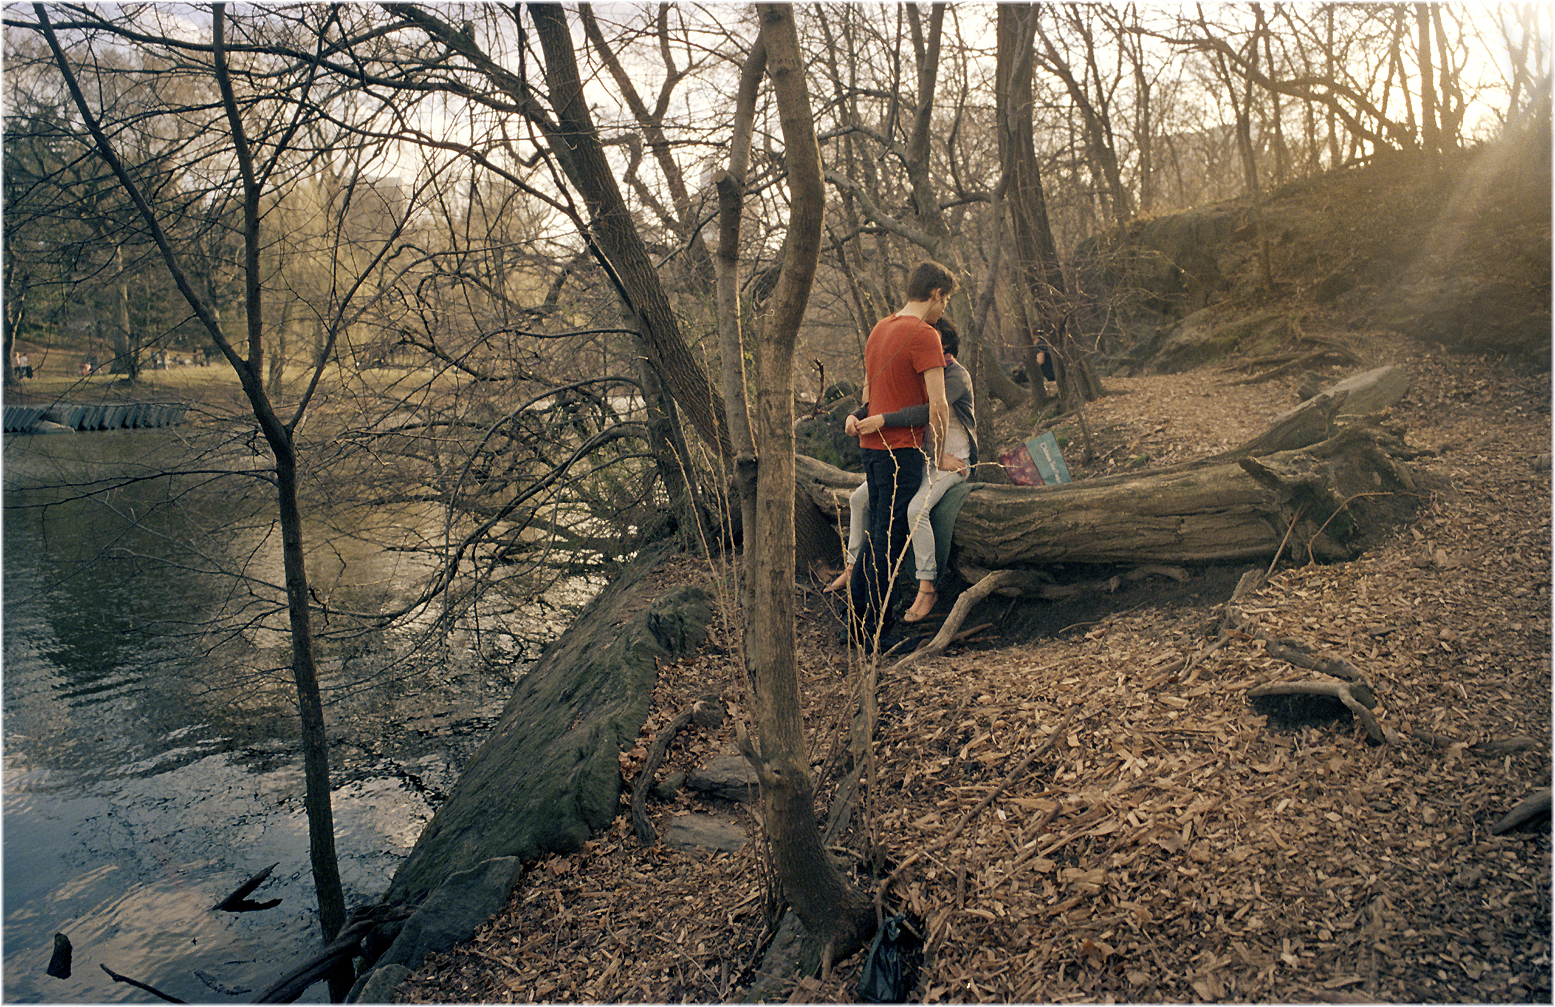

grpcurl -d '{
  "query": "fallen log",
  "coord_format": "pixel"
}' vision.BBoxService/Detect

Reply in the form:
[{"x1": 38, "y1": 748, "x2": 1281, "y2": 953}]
[
  {"x1": 100, "y1": 964, "x2": 186, "y2": 1004},
  {"x1": 213, "y1": 862, "x2": 281, "y2": 913},
  {"x1": 796, "y1": 365, "x2": 1422, "y2": 572},
  {"x1": 799, "y1": 423, "x2": 1420, "y2": 570}
]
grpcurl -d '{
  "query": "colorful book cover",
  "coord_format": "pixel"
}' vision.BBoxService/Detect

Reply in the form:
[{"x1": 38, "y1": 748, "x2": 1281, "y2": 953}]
[
  {"x1": 999, "y1": 443, "x2": 1044, "y2": 486},
  {"x1": 1025, "y1": 431, "x2": 1072, "y2": 485}
]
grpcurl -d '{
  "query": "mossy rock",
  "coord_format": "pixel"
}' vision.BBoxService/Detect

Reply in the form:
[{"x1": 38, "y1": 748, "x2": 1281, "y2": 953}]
[{"x1": 387, "y1": 547, "x2": 713, "y2": 904}]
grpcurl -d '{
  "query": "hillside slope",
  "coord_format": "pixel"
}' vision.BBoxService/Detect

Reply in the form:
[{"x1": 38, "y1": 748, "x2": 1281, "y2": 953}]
[{"x1": 1078, "y1": 138, "x2": 1550, "y2": 372}]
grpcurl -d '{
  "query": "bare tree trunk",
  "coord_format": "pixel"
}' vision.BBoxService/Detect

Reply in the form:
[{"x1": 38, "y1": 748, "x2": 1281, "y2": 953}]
[
  {"x1": 3, "y1": 258, "x2": 24, "y2": 394},
  {"x1": 114, "y1": 245, "x2": 139, "y2": 379},
  {"x1": 1258, "y1": 5, "x2": 1288, "y2": 184},
  {"x1": 1119, "y1": 5, "x2": 1156, "y2": 215},
  {"x1": 37, "y1": 7, "x2": 350, "y2": 973},
  {"x1": 1430, "y1": 6, "x2": 1465, "y2": 146},
  {"x1": 1035, "y1": 8, "x2": 1134, "y2": 225},
  {"x1": 1326, "y1": 6, "x2": 1342, "y2": 166},
  {"x1": 1416, "y1": 3, "x2": 1440, "y2": 155},
  {"x1": 267, "y1": 296, "x2": 293, "y2": 402},
  {"x1": 998, "y1": 5, "x2": 1101, "y2": 414},
  {"x1": 718, "y1": 3, "x2": 873, "y2": 962},
  {"x1": 211, "y1": 11, "x2": 348, "y2": 971},
  {"x1": 273, "y1": 443, "x2": 348, "y2": 950},
  {"x1": 622, "y1": 300, "x2": 710, "y2": 548}
]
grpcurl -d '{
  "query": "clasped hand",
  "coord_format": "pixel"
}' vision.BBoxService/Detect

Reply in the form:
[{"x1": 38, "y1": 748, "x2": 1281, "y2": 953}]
[{"x1": 845, "y1": 413, "x2": 884, "y2": 437}]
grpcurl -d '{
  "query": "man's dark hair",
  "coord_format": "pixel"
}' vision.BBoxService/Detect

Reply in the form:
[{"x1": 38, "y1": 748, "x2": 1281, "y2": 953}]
[
  {"x1": 905, "y1": 260, "x2": 957, "y2": 301},
  {"x1": 932, "y1": 316, "x2": 960, "y2": 357}
]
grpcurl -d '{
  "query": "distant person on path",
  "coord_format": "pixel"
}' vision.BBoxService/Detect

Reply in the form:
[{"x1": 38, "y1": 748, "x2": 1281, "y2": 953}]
[
  {"x1": 827, "y1": 315, "x2": 979, "y2": 622},
  {"x1": 845, "y1": 260, "x2": 954, "y2": 645},
  {"x1": 14, "y1": 351, "x2": 31, "y2": 379}
]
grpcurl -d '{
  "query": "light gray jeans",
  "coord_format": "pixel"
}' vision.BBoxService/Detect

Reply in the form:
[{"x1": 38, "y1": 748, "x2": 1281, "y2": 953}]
[{"x1": 843, "y1": 465, "x2": 966, "y2": 582}]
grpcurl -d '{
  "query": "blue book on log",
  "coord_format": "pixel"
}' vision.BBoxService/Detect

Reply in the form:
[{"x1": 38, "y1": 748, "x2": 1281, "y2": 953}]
[{"x1": 1025, "y1": 431, "x2": 1072, "y2": 485}]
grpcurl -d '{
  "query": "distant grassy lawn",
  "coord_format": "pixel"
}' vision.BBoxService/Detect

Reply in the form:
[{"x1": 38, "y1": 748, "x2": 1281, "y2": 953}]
[
  {"x1": 9, "y1": 357, "x2": 467, "y2": 417},
  {"x1": 12, "y1": 364, "x2": 244, "y2": 410}
]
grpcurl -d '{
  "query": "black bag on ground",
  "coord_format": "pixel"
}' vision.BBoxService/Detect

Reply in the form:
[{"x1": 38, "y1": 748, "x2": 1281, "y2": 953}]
[{"x1": 856, "y1": 911, "x2": 924, "y2": 1003}]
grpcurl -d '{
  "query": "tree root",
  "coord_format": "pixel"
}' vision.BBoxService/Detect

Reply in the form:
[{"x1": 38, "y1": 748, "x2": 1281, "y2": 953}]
[
  {"x1": 1490, "y1": 788, "x2": 1552, "y2": 835},
  {"x1": 892, "y1": 570, "x2": 1025, "y2": 672},
  {"x1": 253, "y1": 903, "x2": 410, "y2": 1002},
  {"x1": 631, "y1": 695, "x2": 724, "y2": 846},
  {"x1": 1233, "y1": 341, "x2": 1362, "y2": 386},
  {"x1": 1230, "y1": 575, "x2": 1401, "y2": 744},
  {"x1": 1468, "y1": 735, "x2": 1542, "y2": 756},
  {"x1": 1247, "y1": 680, "x2": 1398, "y2": 744},
  {"x1": 1407, "y1": 731, "x2": 1544, "y2": 757}
]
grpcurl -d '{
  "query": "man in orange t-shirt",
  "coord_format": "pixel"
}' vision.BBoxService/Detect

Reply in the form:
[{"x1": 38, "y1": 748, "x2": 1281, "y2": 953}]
[{"x1": 845, "y1": 261, "x2": 954, "y2": 646}]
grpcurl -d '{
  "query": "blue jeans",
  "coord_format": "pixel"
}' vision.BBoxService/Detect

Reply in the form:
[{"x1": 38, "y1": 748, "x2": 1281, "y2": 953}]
[{"x1": 849, "y1": 446, "x2": 926, "y2": 641}]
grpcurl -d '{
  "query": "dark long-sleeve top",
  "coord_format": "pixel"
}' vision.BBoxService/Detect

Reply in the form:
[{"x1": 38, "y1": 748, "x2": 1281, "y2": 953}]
[{"x1": 876, "y1": 358, "x2": 978, "y2": 468}]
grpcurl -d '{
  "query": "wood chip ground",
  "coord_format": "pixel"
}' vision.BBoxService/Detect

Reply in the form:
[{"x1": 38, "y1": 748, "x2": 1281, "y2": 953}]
[{"x1": 398, "y1": 340, "x2": 1550, "y2": 1004}]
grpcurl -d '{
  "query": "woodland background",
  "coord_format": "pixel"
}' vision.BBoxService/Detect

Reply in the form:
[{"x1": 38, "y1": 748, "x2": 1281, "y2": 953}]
[{"x1": 3, "y1": 3, "x2": 1549, "y2": 1001}]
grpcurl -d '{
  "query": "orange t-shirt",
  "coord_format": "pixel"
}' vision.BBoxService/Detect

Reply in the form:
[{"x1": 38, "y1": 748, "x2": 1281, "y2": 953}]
[{"x1": 860, "y1": 314, "x2": 944, "y2": 451}]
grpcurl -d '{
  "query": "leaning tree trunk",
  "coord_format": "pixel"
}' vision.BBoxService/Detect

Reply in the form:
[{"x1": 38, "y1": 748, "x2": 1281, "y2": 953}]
[{"x1": 523, "y1": 3, "x2": 732, "y2": 462}]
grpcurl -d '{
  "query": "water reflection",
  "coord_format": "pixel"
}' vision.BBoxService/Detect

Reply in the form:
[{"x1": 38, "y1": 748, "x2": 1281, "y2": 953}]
[{"x1": 3, "y1": 428, "x2": 580, "y2": 1002}]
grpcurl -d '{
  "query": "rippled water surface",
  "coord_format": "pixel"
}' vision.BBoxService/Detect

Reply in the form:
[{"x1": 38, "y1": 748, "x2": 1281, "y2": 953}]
[{"x1": 4, "y1": 429, "x2": 576, "y2": 1003}]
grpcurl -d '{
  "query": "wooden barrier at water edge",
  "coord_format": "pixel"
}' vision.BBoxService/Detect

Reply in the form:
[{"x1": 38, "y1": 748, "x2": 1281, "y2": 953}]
[{"x1": 3, "y1": 402, "x2": 191, "y2": 433}]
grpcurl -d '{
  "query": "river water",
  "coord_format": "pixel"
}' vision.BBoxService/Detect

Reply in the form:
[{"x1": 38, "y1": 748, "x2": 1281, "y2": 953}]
[{"x1": 3, "y1": 428, "x2": 581, "y2": 1003}]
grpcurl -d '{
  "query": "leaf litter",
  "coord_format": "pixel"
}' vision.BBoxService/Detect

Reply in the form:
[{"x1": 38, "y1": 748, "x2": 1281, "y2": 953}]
[{"x1": 399, "y1": 338, "x2": 1549, "y2": 1004}]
